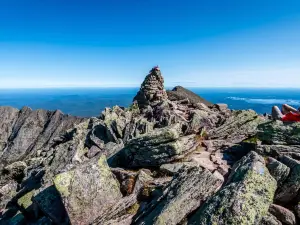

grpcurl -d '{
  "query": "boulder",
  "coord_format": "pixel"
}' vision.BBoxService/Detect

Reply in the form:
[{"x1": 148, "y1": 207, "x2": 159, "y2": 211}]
[
  {"x1": 93, "y1": 195, "x2": 136, "y2": 225},
  {"x1": 1, "y1": 161, "x2": 27, "y2": 184},
  {"x1": 209, "y1": 110, "x2": 263, "y2": 143},
  {"x1": 256, "y1": 145, "x2": 300, "y2": 159},
  {"x1": 93, "y1": 170, "x2": 163, "y2": 225},
  {"x1": 188, "y1": 151, "x2": 277, "y2": 224},
  {"x1": 261, "y1": 213, "x2": 282, "y2": 225},
  {"x1": 266, "y1": 157, "x2": 290, "y2": 186},
  {"x1": 54, "y1": 155, "x2": 122, "y2": 225},
  {"x1": 42, "y1": 119, "x2": 91, "y2": 183},
  {"x1": 114, "y1": 124, "x2": 200, "y2": 167},
  {"x1": 159, "y1": 162, "x2": 198, "y2": 175},
  {"x1": 258, "y1": 120, "x2": 300, "y2": 145},
  {"x1": 32, "y1": 185, "x2": 68, "y2": 224},
  {"x1": 187, "y1": 109, "x2": 219, "y2": 133},
  {"x1": 275, "y1": 156, "x2": 300, "y2": 203},
  {"x1": 185, "y1": 151, "x2": 216, "y2": 171},
  {"x1": 134, "y1": 165, "x2": 223, "y2": 225},
  {"x1": 269, "y1": 204, "x2": 296, "y2": 225},
  {"x1": 101, "y1": 106, "x2": 132, "y2": 140},
  {"x1": 0, "y1": 180, "x2": 18, "y2": 209}
]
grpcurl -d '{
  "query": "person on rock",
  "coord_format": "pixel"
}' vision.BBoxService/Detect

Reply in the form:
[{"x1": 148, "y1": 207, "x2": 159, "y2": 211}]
[
  {"x1": 272, "y1": 104, "x2": 300, "y2": 122},
  {"x1": 153, "y1": 65, "x2": 160, "y2": 71}
]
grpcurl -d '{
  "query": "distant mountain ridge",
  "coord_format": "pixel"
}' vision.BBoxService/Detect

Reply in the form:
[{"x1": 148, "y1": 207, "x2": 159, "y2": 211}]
[{"x1": 167, "y1": 86, "x2": 213, "y2": 106}]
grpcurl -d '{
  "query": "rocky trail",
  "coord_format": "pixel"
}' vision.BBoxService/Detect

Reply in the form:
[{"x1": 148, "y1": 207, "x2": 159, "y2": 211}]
[{"x1": 1, "y1": 67, "x2": 300, "y2": 225}]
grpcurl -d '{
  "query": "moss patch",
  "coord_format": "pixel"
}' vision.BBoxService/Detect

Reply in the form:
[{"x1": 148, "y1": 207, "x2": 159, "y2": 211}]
[
  {"x1": 126, "y1": 202, "x2": 140, "y2": 215},
  {"x1": 53, "y1": 170, "x2": 75, "y2": 198},
  {"x1": 17, "y1": 191, "x2": 34, "y2": 209},
  {"x1": 243, "y1": 136, "x2": 259, "y2": 144}
]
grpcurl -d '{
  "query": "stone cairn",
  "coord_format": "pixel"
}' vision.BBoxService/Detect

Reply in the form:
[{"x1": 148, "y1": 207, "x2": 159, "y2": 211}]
[{"x1": 133, "y1": 66, "x2": 168, "y2": 109}]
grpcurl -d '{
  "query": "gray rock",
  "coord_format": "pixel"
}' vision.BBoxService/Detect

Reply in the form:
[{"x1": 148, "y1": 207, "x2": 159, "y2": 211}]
[
  {"x1": 209, "y1": 110, "x2": 263, "y2": 143},
  {"x1": 261, "y1": 213, "x2": 282, "y2": 225},
  {"x1": 185, "y1": 151, "x2": 216, "y2": 171},
  {"x1": 101, "y1": 106, "x2": 132, "y2": 140},
  {"x1": 188, "y1": 151, "x2": 277, "y2": 225},
  {"x1": 93, "y1": 170, "x2": 157, "y2": 225},
  {"x1": 0, "y1": 106, "x2": 19, "y2": 153},
  {"x1": 111, "y1": 168, "x2": 137, "y2": 196},
  {"x1": 133, "y1": 169, "x2": 154, "y2": 195},
  {"x1": 256, "y1": 145, "x2": 300, "y2": 159},
  {"x1": 93, "y1": 196, "x2": 139, "y2": 225},
  {"x1": 0, "y1": 180, "x2": 18, "y2": 209},
  {"x1": 54, "y1": 155, "x2": 122, "y2": 225},
  {"x1": 275, "y1": 156, "x2": 300, "y2": 203},
  {"x1": 269, "y1": 204, "x2": 296, "y2": 225},
  {"x1": 87, "y1": 145, "x2": 102, "y2": 158},
  {"x1": 215, "y1": 103, "x2": 229, "y2": 112},
  {"x1": 33, "y1": 185, "x2": 68, "y2": 224},
  {"x1": 134, "y1": 165, "x2": 223, "y2": 225},
  {"x1": 0, "y1": 106, "x2": 84, "y2": 166},
  {"x1": 258, "y1": 120, "x2": 300, "y2": 145},
  {"x1": 187, "y1": 109, "x2": 219, "y2": 133},
  {"x1": 1, "y1": 161, "x2": 27, "y2": 184},
  {"x1": 42, "y1": 119, "x2": 91, "y2": 183},
  {"x1": 159, "y1": 162, "x2": 198, "y2": 175},
  {"x1": 117, "y1": 124, "x2": 200, "y2": 167},
  {"x1": 122, "y1": 117, "x2": 154, "y2": 143},
  {"x1": 128, "y1": 122, "x2": 182, "y2": 146},
  {"x1": 266, "y1": 157, "x2": 290, "y2": 186}
]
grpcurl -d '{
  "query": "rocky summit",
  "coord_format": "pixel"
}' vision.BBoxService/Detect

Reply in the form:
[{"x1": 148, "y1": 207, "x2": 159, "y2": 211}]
[{"x1": 1, "y1": 68, "x2": 300, "y2": 225}]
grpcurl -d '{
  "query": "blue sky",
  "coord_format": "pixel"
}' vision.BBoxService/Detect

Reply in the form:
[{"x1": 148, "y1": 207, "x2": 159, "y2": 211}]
[{"x1": 0, "y1": 0, "x2": 300, "y2": 88}]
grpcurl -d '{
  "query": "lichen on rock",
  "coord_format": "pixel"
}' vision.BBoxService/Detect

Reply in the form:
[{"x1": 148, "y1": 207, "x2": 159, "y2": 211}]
[
  {"x1": 188, "y1": 151, "x2": 277, "y2": 225},
  {"x1": 54, "y1": 155, "x2": 122, "y2": 225}
]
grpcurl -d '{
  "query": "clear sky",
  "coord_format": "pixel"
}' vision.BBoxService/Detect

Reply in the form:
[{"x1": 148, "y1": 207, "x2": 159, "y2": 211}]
[{"x1": 0, "y1": 0, "x2": 300, "y2": 88}]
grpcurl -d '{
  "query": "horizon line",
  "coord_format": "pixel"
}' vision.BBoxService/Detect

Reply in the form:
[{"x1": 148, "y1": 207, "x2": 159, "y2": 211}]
[{"x1": 1, "y1": 86, "x2": 300, "y2": 89}]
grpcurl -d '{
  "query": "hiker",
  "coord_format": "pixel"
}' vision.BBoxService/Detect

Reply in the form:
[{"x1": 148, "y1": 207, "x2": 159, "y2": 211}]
[
  {"x1": 152, "y1": 65, "x2": 160, "y2": 71},
  {"x1": 272, "y1": 104, "x2": 300, "y2": 122},
  {"x1": 154, "y1": 65, "x2": 160, "y2": 70}
]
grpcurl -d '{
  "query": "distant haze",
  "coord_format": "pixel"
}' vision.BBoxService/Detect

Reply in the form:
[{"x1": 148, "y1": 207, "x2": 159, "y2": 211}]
[{"x1": 0, "y1": 0, "x2": 300, "y2": 88}]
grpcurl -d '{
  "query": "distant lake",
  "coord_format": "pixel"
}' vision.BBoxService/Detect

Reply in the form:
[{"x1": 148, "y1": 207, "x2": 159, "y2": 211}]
[{"x1": 1, "y1": 88, "x2": 300, "y2": 117}]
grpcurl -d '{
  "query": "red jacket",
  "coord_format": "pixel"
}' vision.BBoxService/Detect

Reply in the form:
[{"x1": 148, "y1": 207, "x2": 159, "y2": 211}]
[{"x1": 282, "y1": 112, "x2": 300, "y2": 122}]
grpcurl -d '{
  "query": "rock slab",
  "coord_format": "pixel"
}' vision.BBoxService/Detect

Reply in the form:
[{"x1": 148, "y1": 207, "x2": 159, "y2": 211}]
[
  {"x1": 54, "y1": 155, "x2": 122, "y2": 225},
  {"x1": 188, "y1": 151, "x2": 277, "y2": 225}
]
